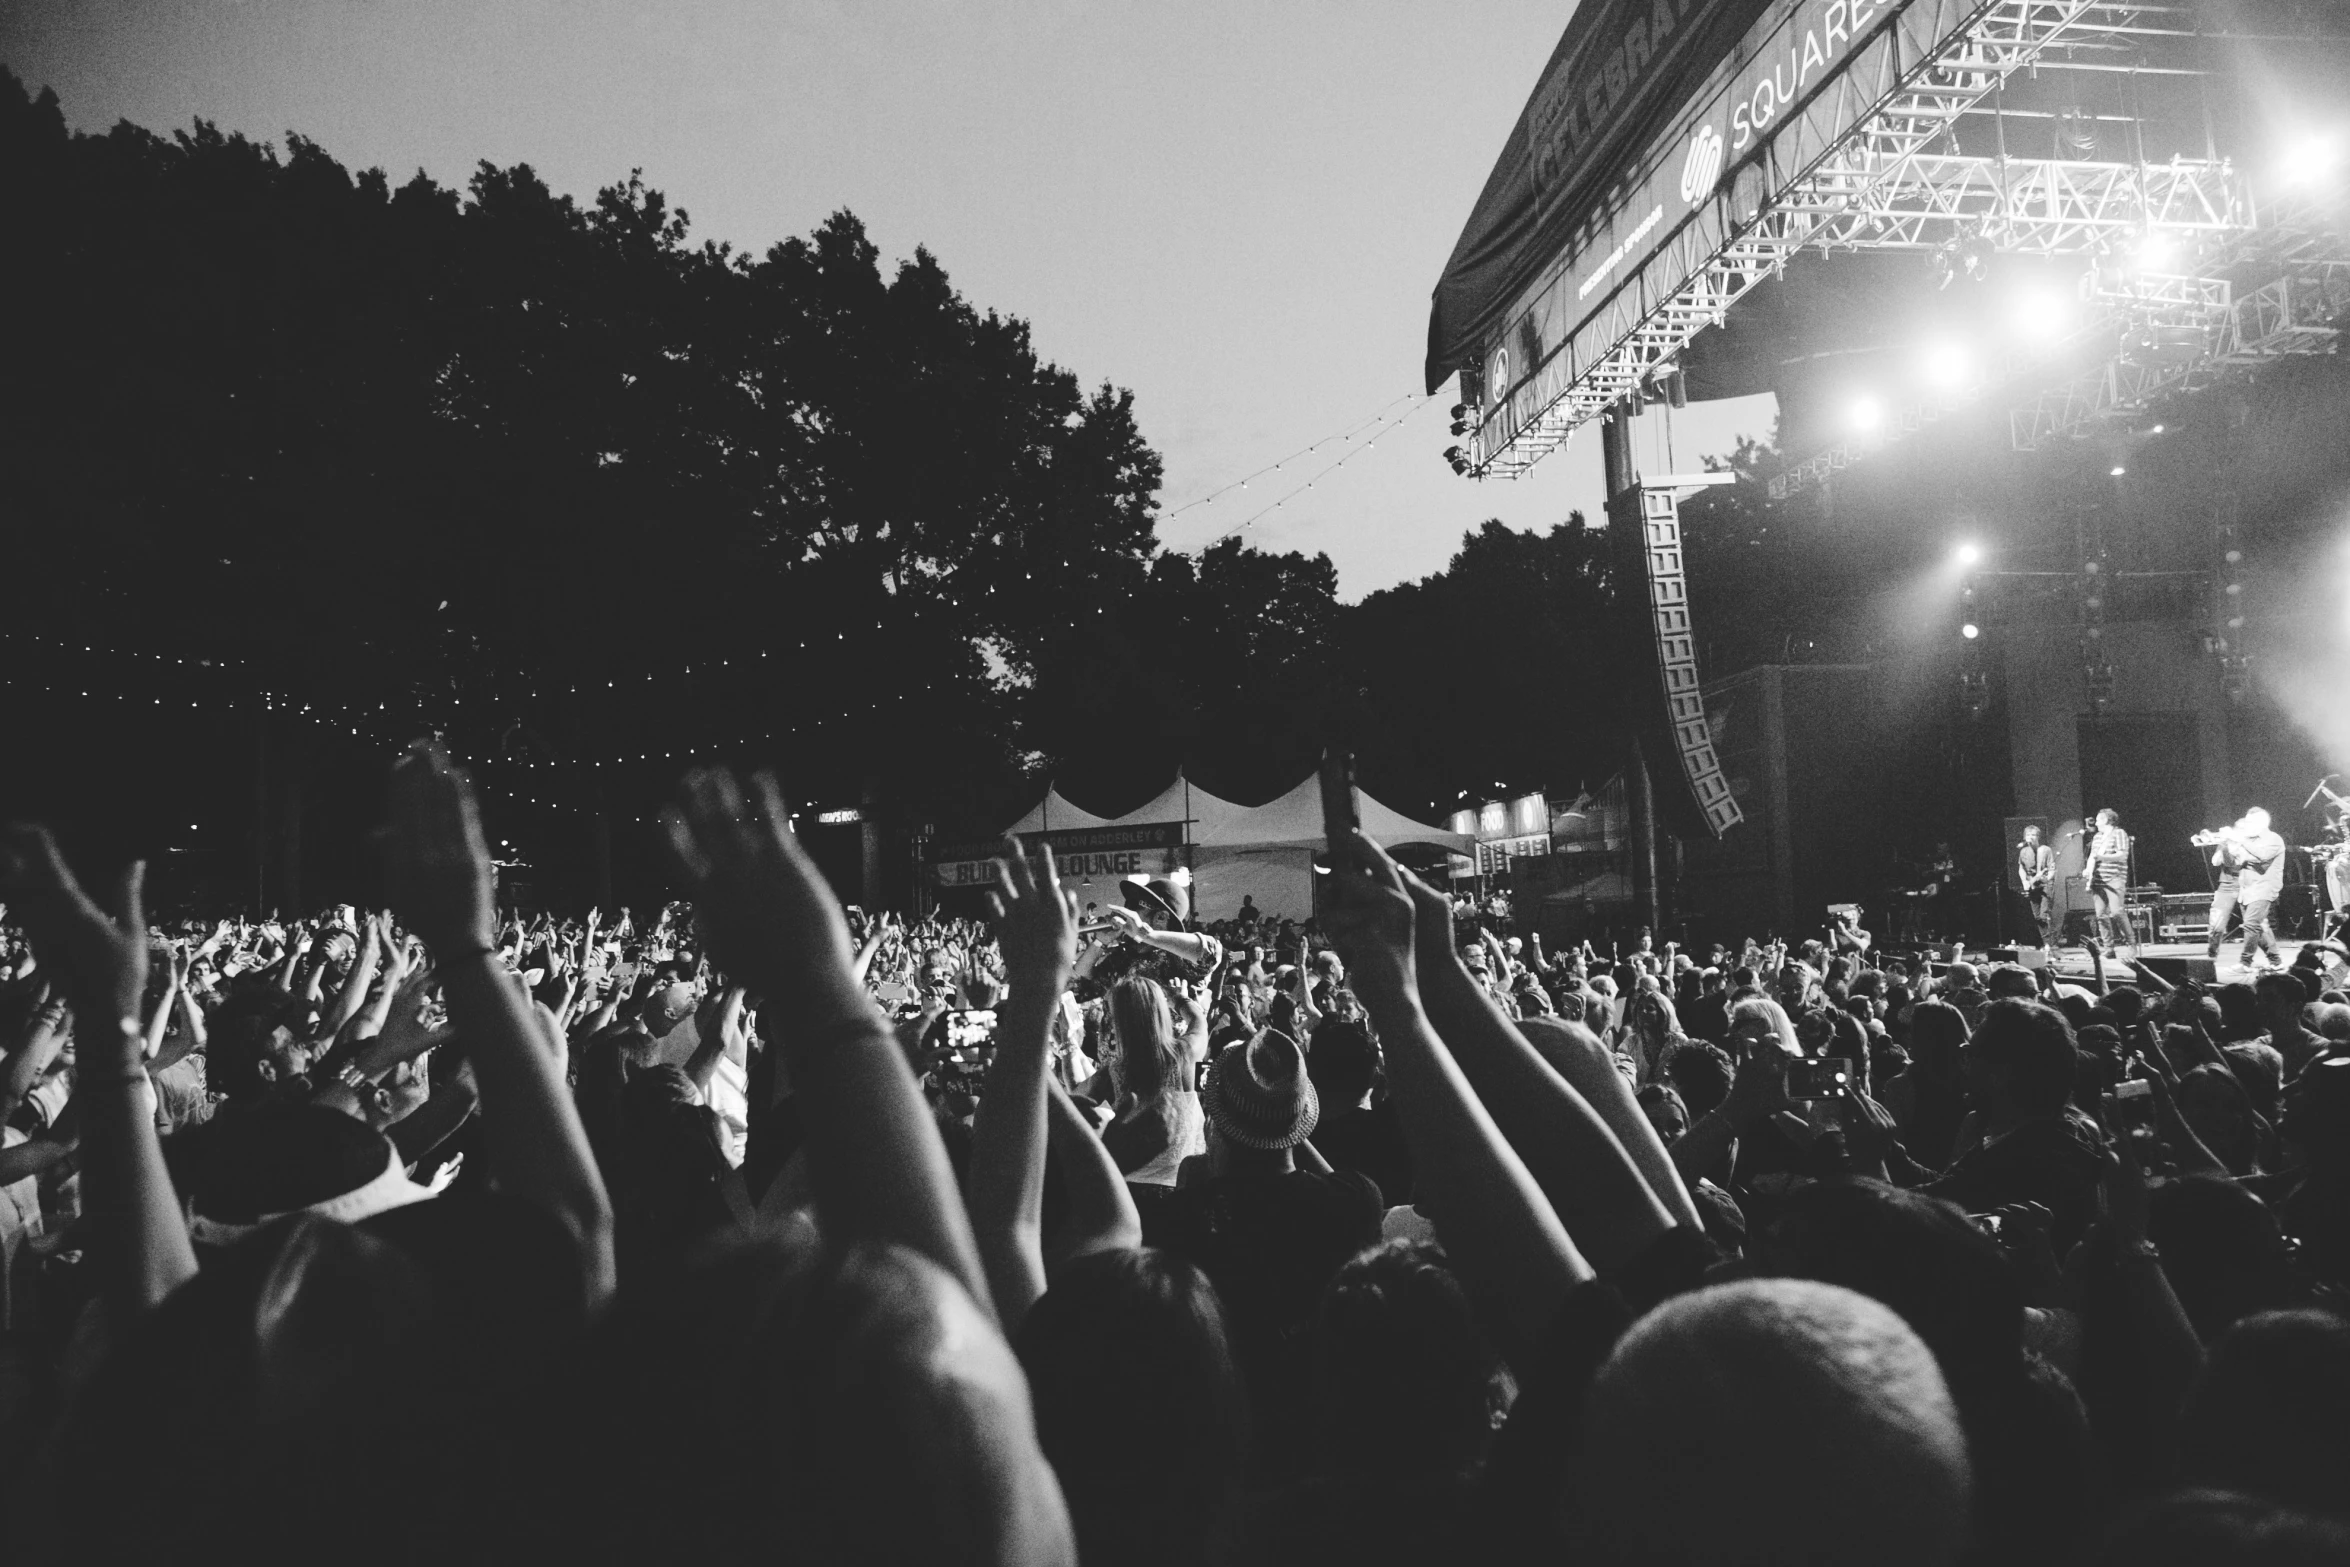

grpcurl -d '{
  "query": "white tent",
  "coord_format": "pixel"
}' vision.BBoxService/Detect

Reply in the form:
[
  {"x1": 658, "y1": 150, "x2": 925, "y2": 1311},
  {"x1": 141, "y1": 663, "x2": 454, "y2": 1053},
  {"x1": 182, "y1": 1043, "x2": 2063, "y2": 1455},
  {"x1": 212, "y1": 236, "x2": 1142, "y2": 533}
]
[{"x1": 1002, "y1": 771, "x2": 1471, "y2": 923}]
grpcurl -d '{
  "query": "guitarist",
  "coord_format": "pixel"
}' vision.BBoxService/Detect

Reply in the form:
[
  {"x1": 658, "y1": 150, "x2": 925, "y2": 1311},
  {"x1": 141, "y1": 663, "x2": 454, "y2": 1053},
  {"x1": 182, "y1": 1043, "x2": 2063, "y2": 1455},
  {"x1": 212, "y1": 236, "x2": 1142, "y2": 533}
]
[
  {"x1": 2196, "y1": 807, "x2": 2286, "y2": 970},
  {"x1": 2015, "y1": 824, "x2": 2056, "y2": 946}
]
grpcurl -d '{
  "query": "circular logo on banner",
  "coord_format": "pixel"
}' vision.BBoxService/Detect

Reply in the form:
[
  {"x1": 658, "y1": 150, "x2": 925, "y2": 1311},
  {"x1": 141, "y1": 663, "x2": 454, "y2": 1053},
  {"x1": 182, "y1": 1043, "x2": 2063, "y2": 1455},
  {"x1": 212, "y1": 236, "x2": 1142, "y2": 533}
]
[
  {"x1": 1486, "y1": 346, "x2": 1510, "y2": 398},
  {"x1": 1679, "y1": 123, "x2": 1724, "y2": 204}
]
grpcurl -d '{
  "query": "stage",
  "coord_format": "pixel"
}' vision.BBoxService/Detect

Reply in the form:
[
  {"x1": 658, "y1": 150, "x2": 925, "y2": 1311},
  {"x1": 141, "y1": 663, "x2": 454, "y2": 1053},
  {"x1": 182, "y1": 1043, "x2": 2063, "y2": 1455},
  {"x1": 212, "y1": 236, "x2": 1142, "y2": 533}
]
[{"x1": 2036, "y1": 941, "x2": 2328, "y2": 988}]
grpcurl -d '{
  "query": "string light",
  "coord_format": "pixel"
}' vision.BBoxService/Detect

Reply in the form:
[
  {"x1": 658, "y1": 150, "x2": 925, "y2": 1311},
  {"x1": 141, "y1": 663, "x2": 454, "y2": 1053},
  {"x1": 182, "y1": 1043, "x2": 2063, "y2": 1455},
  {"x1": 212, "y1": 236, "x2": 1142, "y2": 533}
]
[
  {"x1": 1208, "y1": 395, "x2": 1438, "y2": 542},
  {"x1": 1163, "y1": 391, "x2": 1424, "y2": 520}
]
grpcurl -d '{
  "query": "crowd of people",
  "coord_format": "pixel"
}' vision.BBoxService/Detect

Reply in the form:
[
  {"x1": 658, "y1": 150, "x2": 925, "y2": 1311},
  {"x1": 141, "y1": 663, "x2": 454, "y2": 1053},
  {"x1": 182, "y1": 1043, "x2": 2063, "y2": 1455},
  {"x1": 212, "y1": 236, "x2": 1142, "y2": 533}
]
[{"x1": 3, "y1": 741, "x2": 2349, "y2": 1564}]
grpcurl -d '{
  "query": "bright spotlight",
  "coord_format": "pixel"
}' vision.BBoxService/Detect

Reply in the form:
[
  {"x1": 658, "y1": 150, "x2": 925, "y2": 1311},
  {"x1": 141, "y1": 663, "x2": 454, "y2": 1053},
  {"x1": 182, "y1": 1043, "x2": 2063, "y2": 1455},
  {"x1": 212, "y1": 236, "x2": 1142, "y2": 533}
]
[
  {"x1": 1961, "y1": 622, "x2": 1981, "y2": 640},
  {"x1": 1921, "y1": 340, "x2": 1968, "y2": 388},
  {"x1": 2136, "y1": 231, "x2": 2173, "y2": 272},
  {"x1": 2011, "y1": 287, "x2": 2068, "y2": 339},
  {"x1": 1956, "y1": 541, "x2": 1984, "y2": 567},
  {"x1": 2110, "y1": 465, "x2": 2127, "y2": 477},
  {"x1": 1850, "y1": 396, "x2": 1885, "y2": 433},
  {"x1": 2282, "y1": 133, "x2": 2340, "y2": 187}
]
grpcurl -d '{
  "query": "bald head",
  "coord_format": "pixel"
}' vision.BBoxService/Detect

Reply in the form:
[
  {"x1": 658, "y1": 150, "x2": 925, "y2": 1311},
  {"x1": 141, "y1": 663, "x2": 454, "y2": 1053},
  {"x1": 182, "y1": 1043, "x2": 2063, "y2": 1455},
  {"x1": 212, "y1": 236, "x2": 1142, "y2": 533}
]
[{"x1": 1570, "y1": 1279, "x2": 1972, "y2": 1567}]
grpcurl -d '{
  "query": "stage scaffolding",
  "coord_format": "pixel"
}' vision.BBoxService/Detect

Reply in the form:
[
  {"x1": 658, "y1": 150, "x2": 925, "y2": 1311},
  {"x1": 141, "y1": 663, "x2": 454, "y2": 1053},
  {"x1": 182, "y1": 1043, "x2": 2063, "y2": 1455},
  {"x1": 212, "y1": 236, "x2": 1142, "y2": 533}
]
[{"x1": 1452, "y1": 0, "x2": 2348, "y2": 488}]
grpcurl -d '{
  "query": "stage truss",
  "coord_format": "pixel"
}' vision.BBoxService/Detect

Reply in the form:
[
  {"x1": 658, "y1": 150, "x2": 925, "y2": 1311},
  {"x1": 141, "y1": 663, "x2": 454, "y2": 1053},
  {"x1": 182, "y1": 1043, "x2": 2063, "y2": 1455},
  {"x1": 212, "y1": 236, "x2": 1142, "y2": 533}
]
[{"x1": 1465, "y1": 0, "x2": 2349, "y2": 485}]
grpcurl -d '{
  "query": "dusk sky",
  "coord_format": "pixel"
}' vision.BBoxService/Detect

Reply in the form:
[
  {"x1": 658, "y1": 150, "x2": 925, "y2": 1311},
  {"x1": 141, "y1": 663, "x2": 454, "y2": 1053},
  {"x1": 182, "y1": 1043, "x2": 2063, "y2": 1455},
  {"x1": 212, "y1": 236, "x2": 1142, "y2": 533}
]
[{"x1": 3, "y1": 0, "x2": 1777, "y2": 598}]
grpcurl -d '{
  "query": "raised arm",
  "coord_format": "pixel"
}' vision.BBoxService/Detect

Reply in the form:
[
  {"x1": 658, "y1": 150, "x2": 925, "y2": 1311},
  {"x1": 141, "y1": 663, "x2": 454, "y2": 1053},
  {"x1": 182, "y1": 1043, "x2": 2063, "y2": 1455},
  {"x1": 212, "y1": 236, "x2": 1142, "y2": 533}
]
[
  {"x1": 683, "y1": 985, "x2": 746, "y2": 1096},
  {"x1": 1322, "y1": 832, "x2": 1591, "y2": 1347},
  {"x1": 321, "y1": 914, "x2": 383, "y2": 1037},
  {"x1": 1395, "y1": 870, "x2": 1681, "y2": 1270},
  {"x1": 967, "y1": 843, "x2": 1080, "y2": 1329},
  {"x1": 1, "y1": 830, "x2": 197, "y2": 1317},
  {"x1": 665, "y1": 767, "x2": 992, "y2": 1317},
  {"x1": 156, "y1": 974, "x2": 209, "y2": 1070},
  {"x1": 851, "y1": 921, "x2": 891, "y2": 987},
  {"x1": 386, "y1": 744, "x2": 614, "y2": 1317},
  {"x1": 0, "y1": 988, "x2": 71, "y2": 1130},
  {"x1": 139, "y1": 948, "x2": 181, "y2": 1060},
  {"x1": 1041, "y1": 1077, "x2": 1141, "y2": 1266}
]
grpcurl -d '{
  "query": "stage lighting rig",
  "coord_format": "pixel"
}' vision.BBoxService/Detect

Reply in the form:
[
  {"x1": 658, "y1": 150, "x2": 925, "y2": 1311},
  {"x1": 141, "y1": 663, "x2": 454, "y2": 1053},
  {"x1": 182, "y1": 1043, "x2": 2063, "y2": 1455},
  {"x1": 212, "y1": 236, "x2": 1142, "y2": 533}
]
[{"x1": 1959, "y1": 668, "x2": 1991, "y2": 719}]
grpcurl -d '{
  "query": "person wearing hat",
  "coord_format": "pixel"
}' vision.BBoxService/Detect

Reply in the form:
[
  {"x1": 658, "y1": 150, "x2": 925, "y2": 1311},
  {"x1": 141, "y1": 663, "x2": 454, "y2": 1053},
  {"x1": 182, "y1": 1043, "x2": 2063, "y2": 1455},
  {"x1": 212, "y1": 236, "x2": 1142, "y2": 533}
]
[
  {"x1": 1153, "y1": 1026, "x2": 1383, "y2": 1479},
  {"x1": 1094, "y1": 874, "x2": 1224, "y2": 992}
]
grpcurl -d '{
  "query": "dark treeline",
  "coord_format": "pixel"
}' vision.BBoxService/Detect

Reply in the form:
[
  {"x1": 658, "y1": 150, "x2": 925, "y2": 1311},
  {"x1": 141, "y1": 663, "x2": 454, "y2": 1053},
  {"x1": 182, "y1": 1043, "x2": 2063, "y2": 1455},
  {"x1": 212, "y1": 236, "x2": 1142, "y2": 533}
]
[{"x1": 0, "y1": 69, "x2": 1667, "y2": 905}]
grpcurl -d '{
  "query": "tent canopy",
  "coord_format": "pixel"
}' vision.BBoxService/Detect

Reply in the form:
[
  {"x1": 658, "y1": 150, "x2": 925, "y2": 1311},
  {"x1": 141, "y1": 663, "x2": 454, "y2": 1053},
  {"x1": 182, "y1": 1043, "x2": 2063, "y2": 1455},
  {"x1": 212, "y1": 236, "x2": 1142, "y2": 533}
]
[{"x1": 1004, "y1": 771, "x2": 1471, "y2": 854}]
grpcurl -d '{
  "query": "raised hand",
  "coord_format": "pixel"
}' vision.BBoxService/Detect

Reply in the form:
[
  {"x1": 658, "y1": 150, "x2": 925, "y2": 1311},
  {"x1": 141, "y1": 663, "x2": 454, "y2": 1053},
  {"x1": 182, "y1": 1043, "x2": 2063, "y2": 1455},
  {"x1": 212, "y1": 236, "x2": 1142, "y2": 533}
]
[
  {"x1": 0, "y1": 824, "x2": 149, "y2": 1028},
  {"x1": 1098, "y1": 903, "x2": 1148, "y2": 939},
  {"x1": 663, "y1": 769, "x2": 863, "y2": 1022},
  {"x1": 386, "y1": 743, "x2": 498, "y2": 957},
  {"x1": 0, "y1": 827, "x2": 193, "y2": 1314},
  {"x1": 1319, "y1": 830, "x2": 1419, "y2": 1010},
  {"x1": 988, "y1": 841, "x2": 1078, "y2": 991}
]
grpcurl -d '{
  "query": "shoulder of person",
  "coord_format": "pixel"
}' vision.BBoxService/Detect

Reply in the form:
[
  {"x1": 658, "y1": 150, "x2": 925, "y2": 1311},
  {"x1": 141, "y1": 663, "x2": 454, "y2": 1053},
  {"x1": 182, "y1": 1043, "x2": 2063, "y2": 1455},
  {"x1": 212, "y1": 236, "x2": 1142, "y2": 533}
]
[{"x1": 1322, "y1": 1165, "x2": 1385, "y2": 1219}]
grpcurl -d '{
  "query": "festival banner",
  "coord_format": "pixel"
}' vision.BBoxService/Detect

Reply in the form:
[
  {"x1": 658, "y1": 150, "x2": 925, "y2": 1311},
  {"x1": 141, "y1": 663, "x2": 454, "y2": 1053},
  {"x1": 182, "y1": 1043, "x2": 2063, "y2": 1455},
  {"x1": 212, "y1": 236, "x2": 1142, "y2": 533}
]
[
  {"x1": 1425, "y1": 0, "x2": 1774, "y2": 392},
  {"x1": 929, "y1": 821, "x2": 1189, "y2": 890},
  {"x1": 1431, "y1": 0, "x2": 1932, "y2": 461}
]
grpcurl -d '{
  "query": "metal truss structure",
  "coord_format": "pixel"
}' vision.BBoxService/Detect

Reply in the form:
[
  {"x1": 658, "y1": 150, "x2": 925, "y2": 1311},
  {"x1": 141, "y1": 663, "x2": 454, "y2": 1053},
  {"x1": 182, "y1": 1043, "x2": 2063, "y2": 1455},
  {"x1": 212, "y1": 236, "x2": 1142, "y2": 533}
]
[
  {"x1": 1479, "y1": 0, "x2": 2150, "y2": 477},
  {"x1": 2008, "y1": 220, "x2": 2350, "y2": 449},
  {"x1": 1770, "y1": 193, "x2": 2348, "y2": 493},
  {"x1": 1476, "y1": 0, "x2": 2347, "y2": 484}
]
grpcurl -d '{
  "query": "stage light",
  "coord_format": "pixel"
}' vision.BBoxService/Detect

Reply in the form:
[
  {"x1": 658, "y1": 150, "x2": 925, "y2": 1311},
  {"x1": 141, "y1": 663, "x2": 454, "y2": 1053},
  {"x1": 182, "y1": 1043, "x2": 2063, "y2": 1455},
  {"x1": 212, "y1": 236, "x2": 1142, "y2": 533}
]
[
  {"x1": 1955, "y1": 541, "x2": 1984, "y2": 567},
  {"x1": 1850, "y1": 396, "x2": 1884, "y2": 433},
  {"x1": 1921, "y1": 340, "x2": 1968, "y2": 388},
  {"x1": 2011, "y1": 287, "x2": 2067, "y2": 339},
  {"x1": 1961, "y1": 622, "x2": 1980, "y2": 640},
  {"x1": 2110, "y1": 465, "x2": 2127, "y2": 477},
  {"x1": 2135, "y1": 231, "x2": 2173, "y2": 271},
  {"x1": 2282, "y1": 132, "x2": 2340, "y2": 187}
]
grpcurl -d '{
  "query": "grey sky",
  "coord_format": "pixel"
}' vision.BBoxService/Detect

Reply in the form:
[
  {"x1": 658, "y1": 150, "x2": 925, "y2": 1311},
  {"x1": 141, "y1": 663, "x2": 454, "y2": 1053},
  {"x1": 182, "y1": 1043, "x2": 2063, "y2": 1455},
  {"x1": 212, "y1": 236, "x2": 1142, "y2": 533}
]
[{"x1": 4, "y1": 0, "x2": 1775, "y2": 598}]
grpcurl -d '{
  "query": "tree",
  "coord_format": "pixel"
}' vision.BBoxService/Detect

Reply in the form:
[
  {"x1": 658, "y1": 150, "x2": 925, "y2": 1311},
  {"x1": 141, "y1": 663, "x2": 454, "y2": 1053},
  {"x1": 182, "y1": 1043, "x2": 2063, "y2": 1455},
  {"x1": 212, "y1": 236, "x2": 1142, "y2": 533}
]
[
  {"x1": 1345, "y1": 517, "x2": 1642, "y2": 819},
  {"x1": 0, "y1": 68, "x2": 1167, "y2": 888}
]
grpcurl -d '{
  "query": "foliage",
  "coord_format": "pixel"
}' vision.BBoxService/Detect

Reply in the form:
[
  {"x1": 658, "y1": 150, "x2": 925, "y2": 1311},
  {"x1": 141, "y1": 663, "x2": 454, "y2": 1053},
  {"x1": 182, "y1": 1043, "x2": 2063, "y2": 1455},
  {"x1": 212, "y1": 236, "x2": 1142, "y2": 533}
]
[{"x1": 0, "y1": 68, "x2": 1668, "y2": 896}]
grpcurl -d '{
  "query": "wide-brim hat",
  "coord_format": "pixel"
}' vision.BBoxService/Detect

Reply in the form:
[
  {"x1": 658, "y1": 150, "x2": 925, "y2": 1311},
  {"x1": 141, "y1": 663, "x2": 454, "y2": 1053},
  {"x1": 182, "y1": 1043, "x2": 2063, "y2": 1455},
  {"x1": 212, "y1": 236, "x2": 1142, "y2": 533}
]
[
  {"x1": 1118, "y1": 877, "x2": 1188, "y2": 927},
  {"x1": 1203, "y1": 1027, "x2": 1319, "y2": 1150}
]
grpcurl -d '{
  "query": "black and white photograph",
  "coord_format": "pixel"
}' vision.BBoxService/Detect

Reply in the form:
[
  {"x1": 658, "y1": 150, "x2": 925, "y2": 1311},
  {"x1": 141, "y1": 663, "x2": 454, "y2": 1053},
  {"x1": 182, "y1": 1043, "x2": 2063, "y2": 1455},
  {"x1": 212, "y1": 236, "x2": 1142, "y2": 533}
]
[{"x1": 3, "y1": 2, "x2": 2349, "y2": 1561}]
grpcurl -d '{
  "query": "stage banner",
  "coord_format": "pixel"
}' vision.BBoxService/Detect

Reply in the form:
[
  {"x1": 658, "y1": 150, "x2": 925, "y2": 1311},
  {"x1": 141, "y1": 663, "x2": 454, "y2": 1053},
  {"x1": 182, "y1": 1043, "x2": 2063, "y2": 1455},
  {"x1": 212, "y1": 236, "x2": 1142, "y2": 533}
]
[
  {"x1": 930, "y1": 821, "x2": 1187, "y2": 889},
  {"x1": 1424, "y1": 0, "x2": 1775, "y2": 393},
  {"x1": 1431, "y1": 0, "x2": 1963, "y2": 466}
]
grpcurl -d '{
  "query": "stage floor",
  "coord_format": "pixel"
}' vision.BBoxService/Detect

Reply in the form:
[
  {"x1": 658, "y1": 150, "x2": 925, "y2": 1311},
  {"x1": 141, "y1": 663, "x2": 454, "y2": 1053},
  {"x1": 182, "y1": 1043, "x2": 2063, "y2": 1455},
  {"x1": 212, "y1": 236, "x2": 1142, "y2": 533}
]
[{"x1": 2038, "y1": 940, "x2": 2320, "y2": 986}]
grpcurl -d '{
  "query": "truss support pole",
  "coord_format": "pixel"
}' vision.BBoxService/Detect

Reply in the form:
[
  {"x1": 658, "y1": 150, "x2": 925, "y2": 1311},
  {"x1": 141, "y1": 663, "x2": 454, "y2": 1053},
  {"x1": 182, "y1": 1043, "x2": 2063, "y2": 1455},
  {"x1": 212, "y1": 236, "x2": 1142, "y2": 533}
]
[{"x1": 1604, "y1": 409, "x2": 1666, "y2": 937}]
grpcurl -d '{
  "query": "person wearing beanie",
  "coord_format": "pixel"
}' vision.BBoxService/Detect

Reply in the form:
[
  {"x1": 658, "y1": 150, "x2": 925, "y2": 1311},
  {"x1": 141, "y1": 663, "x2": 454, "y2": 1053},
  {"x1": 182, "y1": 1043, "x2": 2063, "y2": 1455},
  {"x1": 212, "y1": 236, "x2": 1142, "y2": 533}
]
[{"x1": 1153, "y1": 1027, "x2": 1383, "y2": 1482}]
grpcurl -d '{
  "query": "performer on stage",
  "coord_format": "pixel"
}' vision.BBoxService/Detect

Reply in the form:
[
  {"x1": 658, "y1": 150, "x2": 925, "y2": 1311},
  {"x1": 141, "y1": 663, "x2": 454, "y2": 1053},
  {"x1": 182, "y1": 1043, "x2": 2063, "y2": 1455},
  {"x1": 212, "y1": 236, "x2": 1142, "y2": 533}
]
[
  {"x1": 2197, "y1": 807, "x2": 2286, "y2": 969},
  {"x1": 2310, "y1": 777, "x2": 2350, "y2": 939},
  {"x1": 2087, "y1": 808, "x2": 2137, "y2": 959},
  {"x1": 2320, "y1": 834, "x2": 2350, "y2": 942},
  {"x1": 2015, "y1": 824, "x2": 2055, "y2": 946}
]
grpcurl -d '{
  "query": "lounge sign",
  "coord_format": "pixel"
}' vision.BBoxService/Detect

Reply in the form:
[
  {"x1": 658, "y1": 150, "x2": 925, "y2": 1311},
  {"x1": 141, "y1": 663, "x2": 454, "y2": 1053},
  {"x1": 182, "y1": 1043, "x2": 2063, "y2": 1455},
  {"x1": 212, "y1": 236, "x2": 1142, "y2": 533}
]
[{"x1": 930, "y1": 822, "x2": 1189, "y2": 889}]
